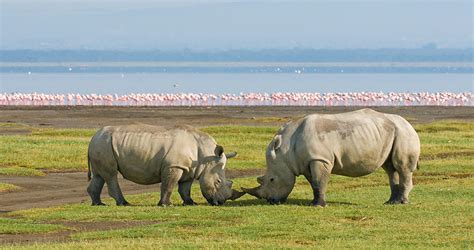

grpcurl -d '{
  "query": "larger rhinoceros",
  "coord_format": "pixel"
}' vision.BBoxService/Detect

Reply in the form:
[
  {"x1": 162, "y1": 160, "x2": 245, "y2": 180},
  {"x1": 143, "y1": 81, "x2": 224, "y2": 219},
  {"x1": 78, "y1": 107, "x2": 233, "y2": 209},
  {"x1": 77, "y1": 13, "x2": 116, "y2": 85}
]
[
  {"x1": 243, "y1": 108, "x2": 420, "y2": 206},
  {"x1": 87, "y1": 124, "x2": 244, "y2": 206}
]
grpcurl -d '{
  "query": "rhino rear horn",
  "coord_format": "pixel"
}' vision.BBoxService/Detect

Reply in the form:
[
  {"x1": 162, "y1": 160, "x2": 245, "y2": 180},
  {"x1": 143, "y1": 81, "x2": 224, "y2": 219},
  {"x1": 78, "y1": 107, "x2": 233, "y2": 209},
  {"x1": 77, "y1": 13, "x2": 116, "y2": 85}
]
[
  {"x1": 229, "y1": 189, "x2": 245, "y2": 200},
  {"x1": 241, "y1": 186, "x2": 262, "y2": 199}
]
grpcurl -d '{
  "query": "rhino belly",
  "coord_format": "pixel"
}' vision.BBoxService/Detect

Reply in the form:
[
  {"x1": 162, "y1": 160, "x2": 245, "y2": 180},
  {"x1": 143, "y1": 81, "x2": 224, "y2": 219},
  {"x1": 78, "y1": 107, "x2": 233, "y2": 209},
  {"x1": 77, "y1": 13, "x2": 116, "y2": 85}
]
[
  {"x1": 332, "y1": 153, "x2": 384, "y2": 177},
  {"x1": 330, "y1": 122, "x2": 394, "y2": 177},
  {"x1": 113, "y1": 133, "x2": 166, "y2": 185},
  {"x1": 118, "y1": 162, "x2": 161, "y2": 185}
]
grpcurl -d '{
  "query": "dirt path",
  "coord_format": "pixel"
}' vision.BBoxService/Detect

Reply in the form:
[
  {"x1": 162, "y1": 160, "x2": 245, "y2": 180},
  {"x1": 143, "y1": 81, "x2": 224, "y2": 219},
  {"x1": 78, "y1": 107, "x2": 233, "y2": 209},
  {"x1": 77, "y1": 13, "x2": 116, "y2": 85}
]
[
  {"x1": 0, "y1": 220, "x2": 159, "y2": 244},
  {"x1": 0, "y1": 169, "x2": 262, "y2": 212},
  {"x1": 0, "y1": 172, "x2": 160, "y2": 212}
]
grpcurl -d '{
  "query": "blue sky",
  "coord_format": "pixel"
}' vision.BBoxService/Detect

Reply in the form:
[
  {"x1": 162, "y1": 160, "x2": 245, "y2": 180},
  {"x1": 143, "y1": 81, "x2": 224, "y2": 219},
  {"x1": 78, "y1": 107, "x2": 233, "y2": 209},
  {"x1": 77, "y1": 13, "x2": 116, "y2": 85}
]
[{"x1": 1, "y1": 0, "x2": 472, "y2": 50}]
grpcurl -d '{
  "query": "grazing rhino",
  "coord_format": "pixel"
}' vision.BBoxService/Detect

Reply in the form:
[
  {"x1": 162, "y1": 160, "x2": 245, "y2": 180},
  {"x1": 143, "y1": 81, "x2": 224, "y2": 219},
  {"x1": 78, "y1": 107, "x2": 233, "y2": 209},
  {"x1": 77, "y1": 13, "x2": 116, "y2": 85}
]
[
  {"x1": 243, "y1": 108, "x2": 420, "y2": 206},
  {"x1": 87, "y1": 124, "x2": 244, "y2": 206}
]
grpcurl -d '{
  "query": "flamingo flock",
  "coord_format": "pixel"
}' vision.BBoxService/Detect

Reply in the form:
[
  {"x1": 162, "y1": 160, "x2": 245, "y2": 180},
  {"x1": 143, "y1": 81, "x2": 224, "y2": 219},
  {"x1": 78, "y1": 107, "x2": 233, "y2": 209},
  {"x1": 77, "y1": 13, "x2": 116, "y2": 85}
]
[{"x1": 0, "y1": 92, "x2": 472, "y2": 106}]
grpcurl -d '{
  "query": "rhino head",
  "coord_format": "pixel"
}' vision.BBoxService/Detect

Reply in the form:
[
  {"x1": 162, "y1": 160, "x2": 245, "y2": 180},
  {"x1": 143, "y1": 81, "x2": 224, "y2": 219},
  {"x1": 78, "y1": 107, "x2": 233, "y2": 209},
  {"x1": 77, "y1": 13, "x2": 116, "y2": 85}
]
[
  {"x1": 199, "y1": 145, "x2": 245, "y2": 205},
  {"x1": 242, "y1": 134, "x2": 296, "y2": 204}
]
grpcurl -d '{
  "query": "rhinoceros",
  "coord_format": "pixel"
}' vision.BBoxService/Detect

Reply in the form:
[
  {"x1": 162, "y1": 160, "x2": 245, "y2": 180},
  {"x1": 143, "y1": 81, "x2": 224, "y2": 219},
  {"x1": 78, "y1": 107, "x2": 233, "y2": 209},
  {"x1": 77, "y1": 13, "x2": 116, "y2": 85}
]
[
  {"x1": 242, "y1": 108, "x2": 420, "y2": 206},
  {"x1": 87, "y1": 124, "x2": 244, "y2": 206}
]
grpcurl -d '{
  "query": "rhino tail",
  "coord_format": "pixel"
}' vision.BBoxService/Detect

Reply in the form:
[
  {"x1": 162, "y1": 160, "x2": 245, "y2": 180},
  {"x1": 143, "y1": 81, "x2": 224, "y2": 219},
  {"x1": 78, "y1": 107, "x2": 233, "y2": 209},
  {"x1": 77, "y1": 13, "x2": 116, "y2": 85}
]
[
  {"x1": 87, "y1": 152, "x2": 92, "y2": 181},
  {"x1": 416, "y1": 160, "x2": 420, "y2": 170}
]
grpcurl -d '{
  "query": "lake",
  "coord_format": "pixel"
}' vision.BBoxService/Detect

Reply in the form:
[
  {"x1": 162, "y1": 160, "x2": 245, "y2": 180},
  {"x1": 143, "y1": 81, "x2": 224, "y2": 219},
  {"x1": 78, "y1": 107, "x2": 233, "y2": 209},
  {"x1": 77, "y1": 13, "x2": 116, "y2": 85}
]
[{"x1": 0, "y1": 62, "x2": 472, "y2": 94}]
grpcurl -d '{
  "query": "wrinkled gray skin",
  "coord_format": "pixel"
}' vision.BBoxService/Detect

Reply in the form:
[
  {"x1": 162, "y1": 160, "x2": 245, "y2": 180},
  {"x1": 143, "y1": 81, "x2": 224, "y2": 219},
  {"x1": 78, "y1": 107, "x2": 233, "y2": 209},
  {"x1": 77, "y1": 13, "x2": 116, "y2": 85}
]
[
  {"x1": 243, "y1": 109, "x2": 420, "y2": 206},
  {"x1": 87, "y1": 124, "x2": 244, "y2": 206}
]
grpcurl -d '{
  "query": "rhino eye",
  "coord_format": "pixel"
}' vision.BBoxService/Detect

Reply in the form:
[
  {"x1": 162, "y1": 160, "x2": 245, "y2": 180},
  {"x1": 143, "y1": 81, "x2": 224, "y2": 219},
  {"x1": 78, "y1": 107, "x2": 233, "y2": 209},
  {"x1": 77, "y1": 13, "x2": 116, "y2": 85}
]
[
  {"x1": 270, "y1": 178, "x2": 274, "y2": 182},
  {"x1": 216, "y1": 179, "x2": 221, "y2": 184}
]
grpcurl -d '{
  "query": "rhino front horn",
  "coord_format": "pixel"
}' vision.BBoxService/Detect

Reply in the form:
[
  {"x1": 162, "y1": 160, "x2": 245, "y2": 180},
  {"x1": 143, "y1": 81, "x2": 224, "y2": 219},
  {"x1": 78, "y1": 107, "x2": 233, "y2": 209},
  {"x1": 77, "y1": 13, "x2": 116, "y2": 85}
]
[
  {"x1": 229, "y1": 189, "x2": 245, "y2": 200},
  {"x1": 241, "y1": 186, "x2": 262, "y2": 199}
]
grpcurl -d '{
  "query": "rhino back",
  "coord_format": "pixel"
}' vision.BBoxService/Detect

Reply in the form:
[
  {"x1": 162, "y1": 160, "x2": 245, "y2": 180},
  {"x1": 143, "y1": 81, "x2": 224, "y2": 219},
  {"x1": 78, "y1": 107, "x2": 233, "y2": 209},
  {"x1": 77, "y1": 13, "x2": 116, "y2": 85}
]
[
  {"x1": 109, "y1": 125, "x2": 200, "y2": 184},
  {"x1": 293, "y1": 109, "x2": 396, "y2": 177}
]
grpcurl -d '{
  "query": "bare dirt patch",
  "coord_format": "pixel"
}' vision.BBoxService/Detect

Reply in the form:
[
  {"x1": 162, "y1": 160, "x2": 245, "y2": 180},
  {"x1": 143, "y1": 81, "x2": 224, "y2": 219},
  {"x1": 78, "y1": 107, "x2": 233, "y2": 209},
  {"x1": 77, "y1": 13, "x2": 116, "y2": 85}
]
[
  {"x1": 0, "y1": 172, "x2": 160, "y2": 212},
  {"x1": 0, "y1": 220, "x2": 158, "y2": 244},
  {"x1": 1, "y1": 106, "x2": 473, "y2": 131},
  {"x1": 226, "y1": 168, "x2": 264, "y2": 179},
  {"x1": 415, "y1": 172, "x2": 473, "y2": 179},
  {"x1": 421, "y1": 151, "x2": 474, "y2": 161}
]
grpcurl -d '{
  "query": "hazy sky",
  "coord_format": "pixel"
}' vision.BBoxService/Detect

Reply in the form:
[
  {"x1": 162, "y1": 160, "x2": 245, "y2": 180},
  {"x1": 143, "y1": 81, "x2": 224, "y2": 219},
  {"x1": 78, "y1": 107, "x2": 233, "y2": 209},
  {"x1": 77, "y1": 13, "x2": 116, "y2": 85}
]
[{"x1": 1, "y1": 0, "x2": 472, "y2": 50}]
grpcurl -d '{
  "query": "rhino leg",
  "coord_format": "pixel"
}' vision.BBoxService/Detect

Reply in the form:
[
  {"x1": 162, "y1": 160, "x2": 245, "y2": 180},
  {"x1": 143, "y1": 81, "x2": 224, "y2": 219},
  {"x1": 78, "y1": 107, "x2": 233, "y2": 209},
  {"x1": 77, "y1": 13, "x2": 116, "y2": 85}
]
[
  {"x1": 397, "y1": 170, "x2": 413, "y2": 204},
  {"x1": 382, "y1": 162, "x2": 400, "y2": 204},
  {"x1": 106, "y1": 175, "x2": 130, "y2": 206},
  {"x1": 387, "y1": 144, "x2": 418, "y2": 204},
  {"x1": 87, "y1": 174, "x2": 106, "y2": 206},
  {"x1": 158, "y1": 167, "x2": 184, "y2": 206},
  {"x1": 308, "y1": 160, "x2": 332, "y2": 207},
  {"x1": 178, "y1": 180, "x2": 197, "y2": 206}
]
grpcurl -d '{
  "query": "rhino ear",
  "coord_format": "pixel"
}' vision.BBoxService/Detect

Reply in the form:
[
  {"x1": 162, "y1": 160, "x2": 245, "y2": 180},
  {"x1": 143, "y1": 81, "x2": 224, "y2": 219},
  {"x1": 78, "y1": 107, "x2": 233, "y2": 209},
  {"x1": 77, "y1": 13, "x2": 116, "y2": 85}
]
[
  {"x1": 273, "y1": 135, "x2": 282, "y2": 151},
  {"x1": 214, "y1": 145, "x2": 224, "y2": 157}
]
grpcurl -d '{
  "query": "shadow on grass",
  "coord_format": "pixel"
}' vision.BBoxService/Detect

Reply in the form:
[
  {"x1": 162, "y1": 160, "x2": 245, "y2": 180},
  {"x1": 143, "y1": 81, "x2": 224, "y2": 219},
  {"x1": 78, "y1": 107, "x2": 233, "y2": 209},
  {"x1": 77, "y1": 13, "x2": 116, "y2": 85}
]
[
  {"x1": 90, "y1": 199, "x2": 361, "y2": 208},
  {"x1": 224, "y1": 198, "x2": 361, "y2": 207}
]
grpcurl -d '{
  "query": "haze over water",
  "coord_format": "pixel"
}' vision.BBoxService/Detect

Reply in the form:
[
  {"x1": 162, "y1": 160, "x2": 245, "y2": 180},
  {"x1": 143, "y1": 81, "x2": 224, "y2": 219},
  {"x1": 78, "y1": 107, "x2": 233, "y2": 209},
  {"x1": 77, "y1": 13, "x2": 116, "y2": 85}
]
[{"x1": 1, "y1": 71, "x2": 472, "y2": 94}]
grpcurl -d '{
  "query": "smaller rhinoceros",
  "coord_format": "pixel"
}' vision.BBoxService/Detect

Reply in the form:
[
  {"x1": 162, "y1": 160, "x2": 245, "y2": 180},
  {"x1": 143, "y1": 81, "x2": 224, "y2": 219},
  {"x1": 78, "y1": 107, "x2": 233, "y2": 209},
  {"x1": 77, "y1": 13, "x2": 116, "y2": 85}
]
[
  {"x1": 242, "y1": 109, "x2": 420, "y2": 206},
  {"x1": 87, "y1": 124, "x2": 244, "y2": 206}
]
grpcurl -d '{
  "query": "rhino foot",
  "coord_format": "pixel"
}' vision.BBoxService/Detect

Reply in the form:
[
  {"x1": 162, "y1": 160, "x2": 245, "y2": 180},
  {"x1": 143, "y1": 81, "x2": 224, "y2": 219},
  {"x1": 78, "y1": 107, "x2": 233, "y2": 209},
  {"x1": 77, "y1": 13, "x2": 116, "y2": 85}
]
[
  {"x1": 92, "y1": 202, "x2": 106, "y2": 206},
  {"x1": 311, "y1": 200, "x2": 327, "y2": 207},
  {"x1": 117, "y1": 201, "x2": 131, "y2": 206},
  {"x1": 384, "y1": 199, "x2": 408, "y2": 205},
  {"x1": 158, "y1": 201, "x2": 173, "y2": 207},
  {"x1": 183, "y1": 200, "x2": 197, "y2": 206}
]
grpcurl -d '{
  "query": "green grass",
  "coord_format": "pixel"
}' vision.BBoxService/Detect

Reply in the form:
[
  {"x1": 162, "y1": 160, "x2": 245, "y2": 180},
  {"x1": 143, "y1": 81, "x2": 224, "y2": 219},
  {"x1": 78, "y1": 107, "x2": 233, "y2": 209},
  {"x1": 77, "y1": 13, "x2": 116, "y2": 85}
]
[
  {"x1": 0, "y1": 217, "x2": 66, "y2": 234},
  {"x1": 201, "y1": 126, "x2": 276, "y2": 169},
  {"x1": 0, "y1": 128, "x2": 94, "y2": 172},
  {"x1": 4, "y1": 174, "x2": 473, "y2": 248},
  {"x1": 0, "y1": 167, "x2": 45, "y2": 176},
  {"x1": 0, "y1": 125, "x2": 275, "y2": 173},
  {"x1": 0, "y1": 183, "x2": 21, "y2": 192},
  {"x1": 1, "y1": 120, "x2": 473, "y2": 248},
  {"x1": 1, "y1": 120, "x2": 473, "y2": 176}
]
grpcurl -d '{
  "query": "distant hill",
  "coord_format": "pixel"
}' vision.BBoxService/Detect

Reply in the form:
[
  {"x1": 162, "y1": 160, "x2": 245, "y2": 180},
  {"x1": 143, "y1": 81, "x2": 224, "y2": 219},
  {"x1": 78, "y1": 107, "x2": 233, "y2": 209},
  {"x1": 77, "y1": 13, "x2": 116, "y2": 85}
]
[{"x1": 0, "y1": 48, "x2": 472, "y2": 62}]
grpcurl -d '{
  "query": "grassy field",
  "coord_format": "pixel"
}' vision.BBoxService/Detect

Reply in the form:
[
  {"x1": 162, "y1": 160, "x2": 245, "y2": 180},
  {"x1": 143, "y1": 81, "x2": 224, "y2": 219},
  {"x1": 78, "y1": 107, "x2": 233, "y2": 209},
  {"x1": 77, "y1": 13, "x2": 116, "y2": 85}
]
[
  {"x1": 0, "y1": 124, "x2": 275, "y2": 174},
  {"x1": 1, "y1": 120, "x2": 473, "y2": 248}
]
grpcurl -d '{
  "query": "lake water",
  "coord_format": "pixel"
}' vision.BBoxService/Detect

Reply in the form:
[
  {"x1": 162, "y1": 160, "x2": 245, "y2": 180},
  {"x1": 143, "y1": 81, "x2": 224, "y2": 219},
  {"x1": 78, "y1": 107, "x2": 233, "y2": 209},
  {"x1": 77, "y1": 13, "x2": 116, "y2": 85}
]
[{"x1": 0, "y1": 62, "x2": 472, "y2": 94}]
